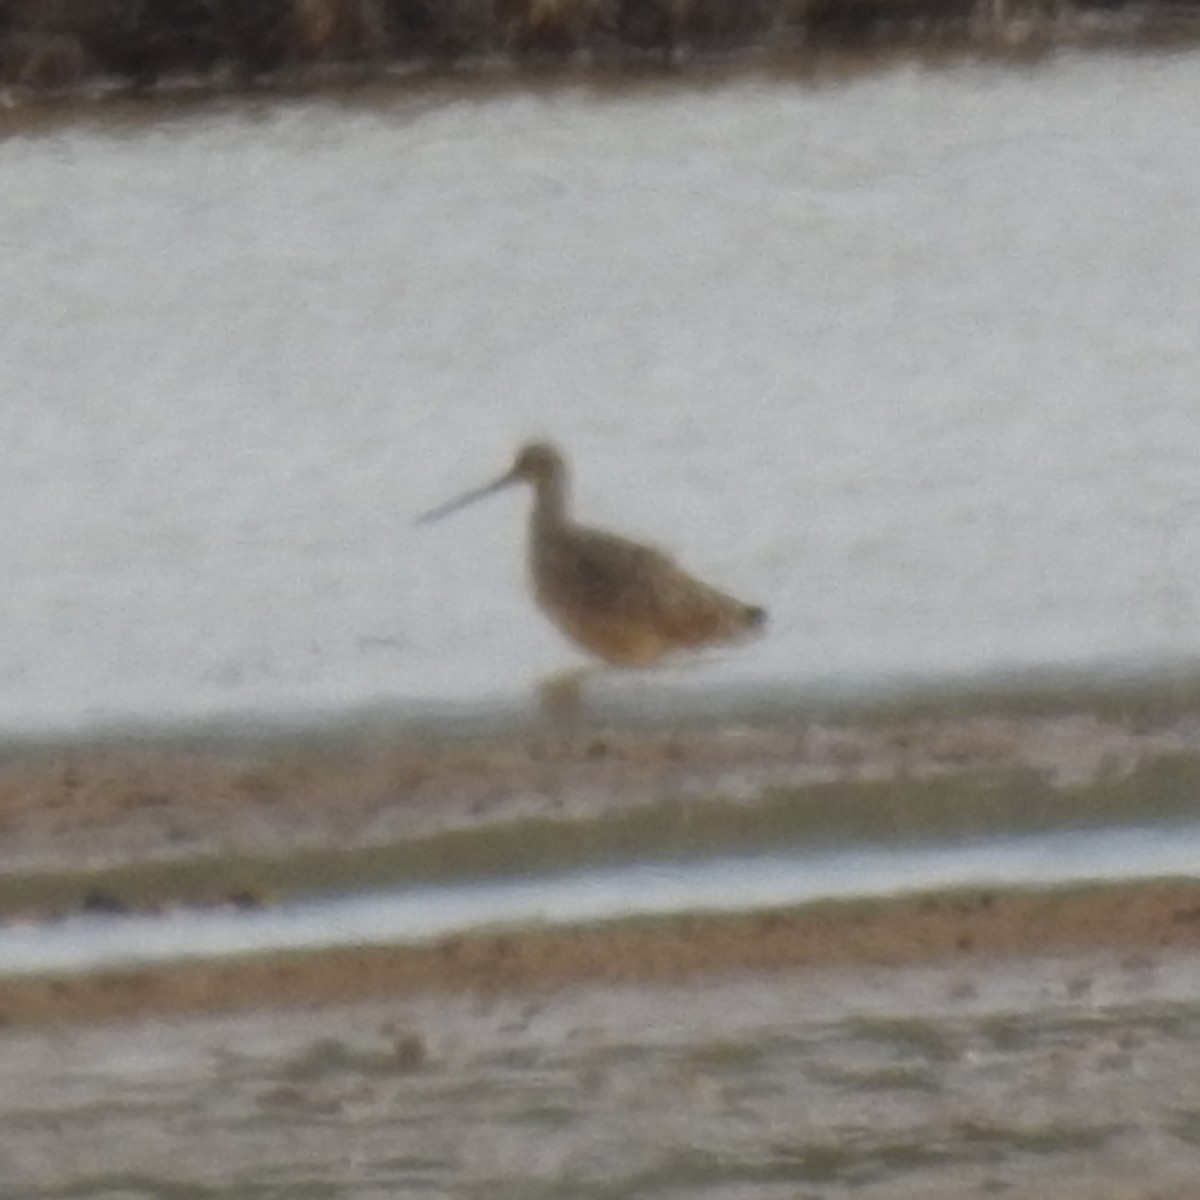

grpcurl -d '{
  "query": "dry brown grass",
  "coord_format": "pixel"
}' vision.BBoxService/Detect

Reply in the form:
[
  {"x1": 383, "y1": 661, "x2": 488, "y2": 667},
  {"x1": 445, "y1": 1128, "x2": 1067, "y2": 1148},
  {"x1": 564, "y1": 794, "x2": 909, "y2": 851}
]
[{"x1": 0, "y1": 0, "x2": 1172, "y2": 96}]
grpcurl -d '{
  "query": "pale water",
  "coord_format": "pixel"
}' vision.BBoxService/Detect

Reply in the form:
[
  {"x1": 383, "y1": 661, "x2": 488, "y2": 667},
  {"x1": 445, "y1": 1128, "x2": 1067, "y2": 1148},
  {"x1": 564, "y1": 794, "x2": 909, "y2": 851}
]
[
  {"x1": 4, "y1": 52, "x2": 1200, "y2": 735},
  {"x1": 0, "y1": 819, "x2": 1197, "y2": 976}
]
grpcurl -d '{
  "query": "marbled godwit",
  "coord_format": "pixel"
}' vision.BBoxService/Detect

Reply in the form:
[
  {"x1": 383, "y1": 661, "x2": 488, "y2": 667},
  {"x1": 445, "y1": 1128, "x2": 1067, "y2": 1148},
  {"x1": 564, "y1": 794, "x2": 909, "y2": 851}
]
[{"x1": 418, "y1": 442, "x2": 766, "y2": 666}]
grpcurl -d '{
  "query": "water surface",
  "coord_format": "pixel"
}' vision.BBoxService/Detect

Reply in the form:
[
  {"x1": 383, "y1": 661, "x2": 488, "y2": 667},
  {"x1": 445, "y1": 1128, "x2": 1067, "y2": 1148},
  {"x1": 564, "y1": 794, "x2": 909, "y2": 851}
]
[
  {"x1": 1, "y1": 819, "x2": 1196, "y2": 976},
  {"x1": 4, "y1": 52, "x2": 1200, "y2": 734}
]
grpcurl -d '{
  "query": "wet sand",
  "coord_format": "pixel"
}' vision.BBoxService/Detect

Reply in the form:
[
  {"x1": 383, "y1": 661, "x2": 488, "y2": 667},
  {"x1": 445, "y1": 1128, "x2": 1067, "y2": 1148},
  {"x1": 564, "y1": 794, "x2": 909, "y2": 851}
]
[
  {"x1": 0, "y1": 876, "x2": 1198, "y2": 1027},
  {"x1": 0, "y1": 695, "x2": 1198, "y2": 1026},
  {"x1": 3, "y1": 697, "x2": 1200, "y2": 877},
  {"x1": 2, "y1": 907, "x2": 1200, "y2": 1198}
]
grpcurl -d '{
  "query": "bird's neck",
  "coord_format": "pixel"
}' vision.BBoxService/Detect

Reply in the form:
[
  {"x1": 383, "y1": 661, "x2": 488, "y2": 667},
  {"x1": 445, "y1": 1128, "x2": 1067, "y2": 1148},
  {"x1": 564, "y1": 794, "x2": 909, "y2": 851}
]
[{"x1": 531, "y1": 474, "x2": 569, "y2": 536}]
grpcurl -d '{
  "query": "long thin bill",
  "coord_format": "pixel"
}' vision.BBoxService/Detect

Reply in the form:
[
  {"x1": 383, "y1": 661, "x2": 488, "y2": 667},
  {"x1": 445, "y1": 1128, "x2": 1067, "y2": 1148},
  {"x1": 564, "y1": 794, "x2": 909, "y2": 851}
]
[{"x1": 415, "y1": 473, "x2": 516, "y2": 525}]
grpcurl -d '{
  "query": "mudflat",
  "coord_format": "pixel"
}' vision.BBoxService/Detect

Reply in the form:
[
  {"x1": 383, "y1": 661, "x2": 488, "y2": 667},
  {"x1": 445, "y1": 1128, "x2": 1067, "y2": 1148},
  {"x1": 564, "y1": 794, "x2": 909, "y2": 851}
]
[
  {"x1": 0, "y1": 876, "x2": 1197, "y2": 1027},
  {"x1": 1, "y1": 910, "x2": 1199, "y2": 1198},
  {"x1": 1, "y1": 696, "x2": 1198, "y2": 1197},
  {"x1": 1, "y1": 699, "x2": 1197, "y2": 877}
]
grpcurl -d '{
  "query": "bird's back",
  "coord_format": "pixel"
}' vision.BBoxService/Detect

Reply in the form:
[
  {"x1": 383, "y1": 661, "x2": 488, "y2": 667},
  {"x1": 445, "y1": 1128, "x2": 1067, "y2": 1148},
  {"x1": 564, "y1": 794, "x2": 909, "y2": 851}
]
[{"x1": 531, "y1": 521, "x2": 762, "y2": 665}]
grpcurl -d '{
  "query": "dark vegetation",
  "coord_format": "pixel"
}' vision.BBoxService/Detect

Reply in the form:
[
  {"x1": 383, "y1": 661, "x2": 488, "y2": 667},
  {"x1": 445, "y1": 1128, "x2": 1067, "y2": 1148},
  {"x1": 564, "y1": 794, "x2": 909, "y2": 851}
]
[{"x1": 0, "y1": 0, "x2": 1194, "y2": 96}]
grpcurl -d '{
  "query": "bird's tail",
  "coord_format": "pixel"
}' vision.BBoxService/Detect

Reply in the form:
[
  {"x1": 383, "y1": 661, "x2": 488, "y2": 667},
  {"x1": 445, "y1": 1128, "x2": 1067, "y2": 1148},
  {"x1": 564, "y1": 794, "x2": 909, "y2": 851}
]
[{"x1": 744, "y1": 605, "x2": 768, "y2": 630}]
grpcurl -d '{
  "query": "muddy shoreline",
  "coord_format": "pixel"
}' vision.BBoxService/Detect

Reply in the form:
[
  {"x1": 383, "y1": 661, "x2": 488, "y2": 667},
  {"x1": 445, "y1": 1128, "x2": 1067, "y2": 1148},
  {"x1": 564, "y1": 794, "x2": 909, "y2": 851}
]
[
  {"x1": 0, "y1": 689, "x2": 1197, "y2": 899},
  {"x1": 0, "y1": 877, "x2": 1197, "y2": 1027},
  {"x1": 4, "y1": 942, "x2": 1200, "y2": 1198},
  {"x1": 0, "y1": 694, "x2": 1197, "y2": 1197},
  {"x1": 0, "y1": 681, "x2": 1196, "y2": 1026}
]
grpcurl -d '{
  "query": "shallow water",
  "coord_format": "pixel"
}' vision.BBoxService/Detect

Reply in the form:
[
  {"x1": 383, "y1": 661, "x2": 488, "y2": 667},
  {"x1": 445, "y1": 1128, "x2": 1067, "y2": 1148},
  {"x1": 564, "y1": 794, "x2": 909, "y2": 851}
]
[
  {"x1": 4, "y1": 52, "x2": 1200, "y2": 735},
  {"x1": 1, "y1": 819, "x2": 1196, "y2": 977}
]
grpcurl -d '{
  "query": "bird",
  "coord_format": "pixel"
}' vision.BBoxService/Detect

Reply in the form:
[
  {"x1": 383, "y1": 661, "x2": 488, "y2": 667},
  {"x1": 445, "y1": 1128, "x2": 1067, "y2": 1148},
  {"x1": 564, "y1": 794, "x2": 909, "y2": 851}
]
[{"x1": 418, "y1": 441, "x2": 766, "y2": 667}]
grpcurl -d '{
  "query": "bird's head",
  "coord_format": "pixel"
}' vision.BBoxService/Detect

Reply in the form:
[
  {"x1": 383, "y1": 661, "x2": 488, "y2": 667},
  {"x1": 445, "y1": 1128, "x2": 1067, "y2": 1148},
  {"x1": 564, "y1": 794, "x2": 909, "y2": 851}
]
[
  {"x1": 509, "y1": 442, "x2": 565, "y2": 486},
  {"x1": 417, "y1": 440, "x2": 567, "y2": 525}
]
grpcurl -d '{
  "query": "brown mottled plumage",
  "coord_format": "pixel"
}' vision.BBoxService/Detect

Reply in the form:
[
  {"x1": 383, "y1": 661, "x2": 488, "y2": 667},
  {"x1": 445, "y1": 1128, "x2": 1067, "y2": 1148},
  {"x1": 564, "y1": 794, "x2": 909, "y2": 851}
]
[{"x1": 418, "y1": 442, "x2": 766, "y2": 666}]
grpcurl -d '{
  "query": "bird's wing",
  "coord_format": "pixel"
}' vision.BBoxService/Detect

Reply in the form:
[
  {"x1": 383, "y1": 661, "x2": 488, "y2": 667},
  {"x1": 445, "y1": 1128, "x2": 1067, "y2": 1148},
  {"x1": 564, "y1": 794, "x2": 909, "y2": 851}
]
[
  {"x1": 546, "y1": 528, "x2": 655, "y2": 600},
  {"x1": 548, "y1": 527, "x2": 731, "y2": 627}
]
